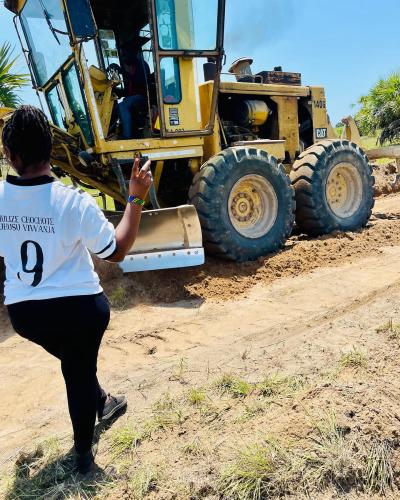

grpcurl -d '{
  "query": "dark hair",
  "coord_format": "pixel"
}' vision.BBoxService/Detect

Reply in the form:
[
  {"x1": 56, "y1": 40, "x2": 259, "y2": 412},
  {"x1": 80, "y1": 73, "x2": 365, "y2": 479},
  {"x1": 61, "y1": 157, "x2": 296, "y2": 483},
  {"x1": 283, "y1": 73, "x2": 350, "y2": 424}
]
[{"x1": 2, "y1": 105, "x2": 52, "y2": 172}]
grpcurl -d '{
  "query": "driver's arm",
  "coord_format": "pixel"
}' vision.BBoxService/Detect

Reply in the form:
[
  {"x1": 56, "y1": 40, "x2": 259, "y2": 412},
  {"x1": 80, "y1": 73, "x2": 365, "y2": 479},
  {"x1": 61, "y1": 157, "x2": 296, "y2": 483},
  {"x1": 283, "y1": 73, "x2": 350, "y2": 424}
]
[{"x1": 107, "y1": 63, "x2": 126, "y2": 98}]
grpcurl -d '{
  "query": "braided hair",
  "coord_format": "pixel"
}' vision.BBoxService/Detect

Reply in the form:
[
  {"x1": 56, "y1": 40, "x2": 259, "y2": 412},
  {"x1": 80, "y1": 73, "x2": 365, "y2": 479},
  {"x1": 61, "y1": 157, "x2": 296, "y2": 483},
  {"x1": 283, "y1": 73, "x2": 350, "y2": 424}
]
[{"x1": 2, "y1": 105, "x2": 52, "y2": 174}]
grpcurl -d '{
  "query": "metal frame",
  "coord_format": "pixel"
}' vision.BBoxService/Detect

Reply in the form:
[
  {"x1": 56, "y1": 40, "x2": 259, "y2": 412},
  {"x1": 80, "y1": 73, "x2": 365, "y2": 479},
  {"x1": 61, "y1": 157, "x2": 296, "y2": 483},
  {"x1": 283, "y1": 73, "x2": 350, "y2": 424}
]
[{"x1": 149, "y1": 0, "x2": 226, "y2": 138}]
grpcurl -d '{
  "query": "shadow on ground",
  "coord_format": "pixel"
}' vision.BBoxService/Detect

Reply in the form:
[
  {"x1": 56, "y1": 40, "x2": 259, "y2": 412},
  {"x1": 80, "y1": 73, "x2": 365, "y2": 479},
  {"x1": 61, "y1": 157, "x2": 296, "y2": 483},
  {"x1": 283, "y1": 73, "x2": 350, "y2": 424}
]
[{"x1": 3, "y1": 409, "x2": 126, "y2": 499}]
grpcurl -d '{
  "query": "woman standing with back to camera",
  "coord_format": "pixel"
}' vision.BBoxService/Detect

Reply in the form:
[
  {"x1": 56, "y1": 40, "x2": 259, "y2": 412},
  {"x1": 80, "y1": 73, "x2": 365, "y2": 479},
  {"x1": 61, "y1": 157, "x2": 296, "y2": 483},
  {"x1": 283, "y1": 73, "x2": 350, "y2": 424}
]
[{"x1": 0, "y1": 105, "x2": 152, "y2": 473}]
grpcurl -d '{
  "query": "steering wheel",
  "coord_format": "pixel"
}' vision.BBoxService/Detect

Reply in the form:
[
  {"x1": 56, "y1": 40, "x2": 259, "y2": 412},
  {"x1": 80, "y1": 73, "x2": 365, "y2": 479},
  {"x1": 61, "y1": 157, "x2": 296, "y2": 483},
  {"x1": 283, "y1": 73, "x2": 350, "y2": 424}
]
[{"x1": 106, "y1": 63, "x2": 123, "y2": 84}]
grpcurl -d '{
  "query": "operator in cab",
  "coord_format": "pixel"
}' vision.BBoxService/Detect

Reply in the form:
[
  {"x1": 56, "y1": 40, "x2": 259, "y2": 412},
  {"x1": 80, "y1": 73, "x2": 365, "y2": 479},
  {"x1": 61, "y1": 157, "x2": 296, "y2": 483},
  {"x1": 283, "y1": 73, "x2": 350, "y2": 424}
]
[{"x1": 117, "y1": 39, "x2": 151, "y2": 139}]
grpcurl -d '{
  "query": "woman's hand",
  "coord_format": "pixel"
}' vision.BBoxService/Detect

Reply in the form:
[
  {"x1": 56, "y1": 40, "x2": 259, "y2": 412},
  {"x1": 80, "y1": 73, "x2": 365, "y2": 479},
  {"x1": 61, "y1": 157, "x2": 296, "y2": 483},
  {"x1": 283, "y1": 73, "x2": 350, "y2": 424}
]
[
  {"x1": 108, "y1": 157, "x2": 153, "y2": 262},
  {"x1": 129, "y1": 156, "x2": 153, "y2": 200}
]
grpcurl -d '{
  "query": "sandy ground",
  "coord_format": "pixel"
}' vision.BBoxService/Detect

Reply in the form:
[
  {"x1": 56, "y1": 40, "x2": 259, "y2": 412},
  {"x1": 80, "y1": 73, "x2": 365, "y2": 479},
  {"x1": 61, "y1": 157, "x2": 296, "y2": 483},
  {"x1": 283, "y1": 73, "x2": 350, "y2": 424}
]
[{"x1": 1, "y1": 192, "x2": 400, "y2": 475}]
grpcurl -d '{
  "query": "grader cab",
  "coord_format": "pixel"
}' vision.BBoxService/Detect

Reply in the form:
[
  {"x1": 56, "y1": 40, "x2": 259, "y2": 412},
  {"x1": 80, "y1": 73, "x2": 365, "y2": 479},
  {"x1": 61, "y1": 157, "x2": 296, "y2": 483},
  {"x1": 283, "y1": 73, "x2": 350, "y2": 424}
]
[{"x1": 2, "y1": 0, "x2": 375, "y2": 270}]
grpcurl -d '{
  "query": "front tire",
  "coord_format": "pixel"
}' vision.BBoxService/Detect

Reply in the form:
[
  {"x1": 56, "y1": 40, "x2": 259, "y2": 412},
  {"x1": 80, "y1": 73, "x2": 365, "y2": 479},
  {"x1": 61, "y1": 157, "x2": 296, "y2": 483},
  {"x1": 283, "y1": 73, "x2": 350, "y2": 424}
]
[
  {"x1": 290, "y1": 140, "x2": 374, "y2": 236},
  {"x1": 189, "y1": 147, "x2": 295, "y2": 261}
]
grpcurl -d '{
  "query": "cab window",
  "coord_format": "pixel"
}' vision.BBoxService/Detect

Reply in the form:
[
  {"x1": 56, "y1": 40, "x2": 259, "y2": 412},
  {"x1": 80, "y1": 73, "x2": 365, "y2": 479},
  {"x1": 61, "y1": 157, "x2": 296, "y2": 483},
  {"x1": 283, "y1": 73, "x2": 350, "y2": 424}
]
[
  {"x1": 155, "y1": 0, "x2": 218, "y2": 51},
  {"x1": 63, "y1": 64, "x2": 93, "y2": 145},
  {"x1": 160, "y1": 57, "x2": 181, "y2": 104},
  {"x1": 20, "y1": 0, "x2": 71, "y2": 87},
  {"x1": 99, "y1": 29, "x2": 121, "y2": 69},
  {"x1": 46, "y1": 85, "x2": 66, "y2": 129}
]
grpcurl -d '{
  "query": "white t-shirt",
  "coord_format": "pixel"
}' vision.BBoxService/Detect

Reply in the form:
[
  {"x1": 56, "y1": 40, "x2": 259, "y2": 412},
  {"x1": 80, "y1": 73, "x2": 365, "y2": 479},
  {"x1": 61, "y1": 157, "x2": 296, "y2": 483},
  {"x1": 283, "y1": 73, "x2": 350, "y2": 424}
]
[{"x1": 0, "y1": 175, "x2": 117, "y2": 305}]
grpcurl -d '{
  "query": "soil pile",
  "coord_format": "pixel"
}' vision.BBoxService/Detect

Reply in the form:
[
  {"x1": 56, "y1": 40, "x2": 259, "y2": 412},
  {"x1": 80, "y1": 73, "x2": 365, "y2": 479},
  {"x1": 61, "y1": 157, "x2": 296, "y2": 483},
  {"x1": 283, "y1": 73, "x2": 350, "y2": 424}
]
[
  {"x1": 373, "y1": 162, "x2": 400, "y2": 196},
  {"x1": 99, "y1": 213, "x2": 400, "y2": 305}
]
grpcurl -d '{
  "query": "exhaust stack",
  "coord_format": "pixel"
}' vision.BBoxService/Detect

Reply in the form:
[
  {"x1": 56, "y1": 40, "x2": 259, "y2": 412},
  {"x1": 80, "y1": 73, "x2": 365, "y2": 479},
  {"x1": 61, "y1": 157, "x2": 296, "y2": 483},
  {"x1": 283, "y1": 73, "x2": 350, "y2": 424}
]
[{"x1": 228, "y1": 57, "x2": 254, "y2": 82}]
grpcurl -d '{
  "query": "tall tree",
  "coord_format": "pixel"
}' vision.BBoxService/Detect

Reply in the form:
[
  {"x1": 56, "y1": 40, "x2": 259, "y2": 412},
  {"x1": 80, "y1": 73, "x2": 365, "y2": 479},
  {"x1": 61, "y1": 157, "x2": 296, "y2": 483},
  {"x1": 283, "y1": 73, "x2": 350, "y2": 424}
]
[
  {"x1": 0, "y1": 42, "x2": 29, "y2": 108},
  {"x1": 356, "y1": 73, "x2": 400, "y2": 145}
]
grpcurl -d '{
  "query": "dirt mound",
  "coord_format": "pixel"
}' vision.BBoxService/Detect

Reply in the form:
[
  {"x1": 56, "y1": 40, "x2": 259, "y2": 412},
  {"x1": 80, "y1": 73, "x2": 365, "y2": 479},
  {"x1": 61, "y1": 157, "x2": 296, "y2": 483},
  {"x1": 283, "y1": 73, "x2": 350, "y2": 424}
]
[
  {"x1": 100, "y1": 214, "x2": 400, "y2": 305},
  {"x1": 373, "y1": 162, "x2": 400, "y2": 196}
]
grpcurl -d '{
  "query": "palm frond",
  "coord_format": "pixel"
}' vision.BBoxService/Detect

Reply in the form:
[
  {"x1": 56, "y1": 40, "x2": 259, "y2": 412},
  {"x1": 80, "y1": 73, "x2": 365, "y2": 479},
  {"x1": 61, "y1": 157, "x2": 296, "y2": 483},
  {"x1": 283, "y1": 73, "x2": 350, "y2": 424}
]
[
  {"x1": 0, "y1": 42, "x2": 29, "y2": 108},
  {"x1": 356, "y1": 72, "x2": 400, "y2": 145}
]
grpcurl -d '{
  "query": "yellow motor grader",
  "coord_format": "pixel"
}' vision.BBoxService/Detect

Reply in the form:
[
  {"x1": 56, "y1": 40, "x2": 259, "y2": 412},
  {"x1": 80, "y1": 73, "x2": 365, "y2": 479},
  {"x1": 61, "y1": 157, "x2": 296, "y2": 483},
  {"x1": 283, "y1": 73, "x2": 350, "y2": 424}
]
[{"x1": 1, "y1": 0, "x2": 375, "y2": 272}]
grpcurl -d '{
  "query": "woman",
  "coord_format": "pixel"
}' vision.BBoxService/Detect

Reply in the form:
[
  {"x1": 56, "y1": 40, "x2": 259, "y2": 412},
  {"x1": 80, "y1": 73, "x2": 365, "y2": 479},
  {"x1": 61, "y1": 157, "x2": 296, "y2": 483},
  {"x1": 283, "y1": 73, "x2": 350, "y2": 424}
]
[{"x1": 0, "y1": 105, "x2": 152, "y2": 473}]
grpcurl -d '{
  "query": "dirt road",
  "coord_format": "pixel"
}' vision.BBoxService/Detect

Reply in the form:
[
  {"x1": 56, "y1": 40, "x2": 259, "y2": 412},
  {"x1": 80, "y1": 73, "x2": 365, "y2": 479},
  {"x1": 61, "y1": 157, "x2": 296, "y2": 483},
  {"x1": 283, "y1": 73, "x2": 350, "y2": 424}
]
[
  {"x1": 2, "y1": 194, "x2": 400, "y2": 497},
  {"x1": 0, "y1": 194, "x2": 399, "y2": 455}
]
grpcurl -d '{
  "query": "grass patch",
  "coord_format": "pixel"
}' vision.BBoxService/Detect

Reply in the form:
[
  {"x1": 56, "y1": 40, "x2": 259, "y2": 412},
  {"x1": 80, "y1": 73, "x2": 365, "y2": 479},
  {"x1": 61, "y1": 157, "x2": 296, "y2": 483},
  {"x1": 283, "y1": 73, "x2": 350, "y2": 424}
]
[
  {"x1": 339, "y1": 347, "x2": 368, "y2": 369},
  {"x1": 108, "y1": 285, "x2": 129, "y2": 310},
  {"x1": 238, "y1": 402, "x2": 266, "y2": 422},
  {"x1": 302, "y1": 412, "x2": 360, "y2": 490},
  {"x1": 144, "y1": 393, "x2": 186, "y2": 435},
  {"x1": 361, "y1": 136, "x2": 392, "y2": 165},
  {"x1": 220, "y1": 439, "x2": 296, "y2": 499},
  {"x1": 1, "y1": 438, "x2": 109, "y2": 500},
  {"x1": 219, "y1": 412, "x2": 375, "y2": 498},
  {"x1": 127, "y1": 464, "x2": 158, "y2": 499},
  {"x1": 215, "y1": 374, "x2": 254, "y2": 398},
  {"x1": 366, "y1": 440, "x2": 394, "y2": 494},
  {"x1": 377, "y1": 319, "x2": 400, "y2": 340},
  {"x1": 186, "y1": 387, "x2": 207, "y2": 406},
  {"x1": 257, "y1": 374, "x2": 304, "y2": 398},
  {"x1": 170, "y1": 357, "x2": 188, "y2": 383},
  {"x1": 110, "y1": 422, "x2": 142, "y2": 458},
  {"x1": 181, "y1": 439, "x2": 206, "y2": 457}
]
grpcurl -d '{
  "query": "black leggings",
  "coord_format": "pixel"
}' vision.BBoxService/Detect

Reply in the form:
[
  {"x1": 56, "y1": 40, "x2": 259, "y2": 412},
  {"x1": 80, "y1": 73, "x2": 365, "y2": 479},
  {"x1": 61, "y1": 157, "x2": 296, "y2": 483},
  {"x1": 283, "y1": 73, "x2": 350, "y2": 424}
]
[{"x1": 7, "y1": 293, "x2": 110, "y2": 454}]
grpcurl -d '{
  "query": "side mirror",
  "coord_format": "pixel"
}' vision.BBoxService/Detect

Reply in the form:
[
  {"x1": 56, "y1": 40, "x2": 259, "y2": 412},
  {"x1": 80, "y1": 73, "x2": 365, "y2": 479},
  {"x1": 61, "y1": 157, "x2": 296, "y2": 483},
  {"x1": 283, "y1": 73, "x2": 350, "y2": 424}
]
[{"x1": 64, "y1": 0, "x2": 97, "y2": 41}]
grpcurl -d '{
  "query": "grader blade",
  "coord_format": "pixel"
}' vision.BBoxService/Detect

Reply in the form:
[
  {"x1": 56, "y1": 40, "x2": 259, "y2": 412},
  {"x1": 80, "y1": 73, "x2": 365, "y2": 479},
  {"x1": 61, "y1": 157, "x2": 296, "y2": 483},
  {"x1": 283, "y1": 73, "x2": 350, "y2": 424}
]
[{"x1": 106, "y1": 205, "x2": 204, "y2": 273}]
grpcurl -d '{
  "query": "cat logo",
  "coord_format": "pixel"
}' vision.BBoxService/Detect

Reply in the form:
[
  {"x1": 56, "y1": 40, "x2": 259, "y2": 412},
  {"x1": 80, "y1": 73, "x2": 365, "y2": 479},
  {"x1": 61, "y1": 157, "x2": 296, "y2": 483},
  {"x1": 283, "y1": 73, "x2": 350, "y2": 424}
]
[{"x1": 315, "y1": 128, "x2": 328, "y2": 139}]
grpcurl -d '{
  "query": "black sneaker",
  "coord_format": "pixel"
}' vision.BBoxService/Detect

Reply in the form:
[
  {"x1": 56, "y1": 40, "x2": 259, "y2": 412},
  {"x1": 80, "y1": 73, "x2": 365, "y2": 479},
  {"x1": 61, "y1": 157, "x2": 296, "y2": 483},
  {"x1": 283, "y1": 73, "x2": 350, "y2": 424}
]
[
  {"x1": 75, "y1": 443, "x2": 97, "y2": 475},
  {"x1": 99, "y1": 394, "x2": 127, "y2": 422}
]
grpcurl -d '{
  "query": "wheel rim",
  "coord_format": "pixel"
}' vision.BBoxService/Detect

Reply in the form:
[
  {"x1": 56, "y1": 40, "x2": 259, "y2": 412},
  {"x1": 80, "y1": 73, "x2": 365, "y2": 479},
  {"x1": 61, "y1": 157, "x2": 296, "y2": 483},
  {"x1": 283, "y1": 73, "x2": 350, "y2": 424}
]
[
  {"x1": 326, "y1": 162, "x2": 363, "y2": 219},
  {"x1": 228, "y1": 174, "x2": 278, "y2": 239}
]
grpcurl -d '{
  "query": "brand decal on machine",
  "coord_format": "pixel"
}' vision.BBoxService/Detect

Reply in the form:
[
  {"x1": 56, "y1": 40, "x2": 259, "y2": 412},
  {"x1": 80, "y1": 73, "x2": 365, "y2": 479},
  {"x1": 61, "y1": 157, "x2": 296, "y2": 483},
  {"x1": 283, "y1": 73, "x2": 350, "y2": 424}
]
[
  {"x1": 315, "y1": 128, "x2": 328, "y2": 139},
  {"x1": 169, "y1": 108, "x2": 180, "y2": 126},
  {"x1": 313, "y1": 99, "x2": 326, "y2": 109}
]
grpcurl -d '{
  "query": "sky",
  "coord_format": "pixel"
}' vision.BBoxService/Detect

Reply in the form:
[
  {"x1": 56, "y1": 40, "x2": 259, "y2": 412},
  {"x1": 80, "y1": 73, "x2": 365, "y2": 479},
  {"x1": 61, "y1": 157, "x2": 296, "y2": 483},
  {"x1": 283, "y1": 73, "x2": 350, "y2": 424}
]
[{"x1": 0, "y1": 0, "x2": 399, "y2": 125}]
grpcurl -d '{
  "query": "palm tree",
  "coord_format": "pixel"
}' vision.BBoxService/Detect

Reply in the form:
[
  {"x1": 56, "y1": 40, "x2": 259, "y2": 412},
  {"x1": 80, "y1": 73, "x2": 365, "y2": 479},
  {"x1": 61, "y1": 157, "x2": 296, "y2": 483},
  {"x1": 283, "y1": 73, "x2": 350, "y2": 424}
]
[
  {"x1": 0, "y1": 42, "x2": 29, "y2": 108},
  {"x1": 356, "y1": 73, "x2": 400, "y2": 145}
]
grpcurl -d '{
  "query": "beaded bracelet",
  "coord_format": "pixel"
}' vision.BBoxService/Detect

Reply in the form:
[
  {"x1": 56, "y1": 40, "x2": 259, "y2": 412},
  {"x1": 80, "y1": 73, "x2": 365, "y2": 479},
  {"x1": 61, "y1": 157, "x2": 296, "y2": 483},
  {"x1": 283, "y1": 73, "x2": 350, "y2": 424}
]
[{"x1": 128, "y1": 195, "x2": 145, "y2": 206}]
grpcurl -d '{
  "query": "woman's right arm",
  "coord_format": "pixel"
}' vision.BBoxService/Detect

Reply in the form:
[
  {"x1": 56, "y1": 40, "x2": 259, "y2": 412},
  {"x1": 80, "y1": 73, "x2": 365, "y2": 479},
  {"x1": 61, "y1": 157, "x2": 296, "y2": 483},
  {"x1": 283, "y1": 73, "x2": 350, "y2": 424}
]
[{"x1": 107, "y1": 157, "x2": 152, "y2": 263}]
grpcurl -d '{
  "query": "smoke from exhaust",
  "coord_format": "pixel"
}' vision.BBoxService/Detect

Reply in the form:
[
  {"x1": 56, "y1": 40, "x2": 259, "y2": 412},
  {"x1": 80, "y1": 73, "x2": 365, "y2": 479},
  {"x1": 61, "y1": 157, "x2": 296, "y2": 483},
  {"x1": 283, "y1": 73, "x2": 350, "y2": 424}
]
[{"x1": 224, "y1": 0, "x2": 300, "y2": 61}]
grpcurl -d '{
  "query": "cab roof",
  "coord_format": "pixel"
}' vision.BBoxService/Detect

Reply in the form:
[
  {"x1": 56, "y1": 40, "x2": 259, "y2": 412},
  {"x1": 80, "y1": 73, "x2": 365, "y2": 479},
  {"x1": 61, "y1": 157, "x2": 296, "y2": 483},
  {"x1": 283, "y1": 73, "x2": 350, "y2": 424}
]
[{"x1": 4, "y1": 0, "x2": 25, "y2": 14}]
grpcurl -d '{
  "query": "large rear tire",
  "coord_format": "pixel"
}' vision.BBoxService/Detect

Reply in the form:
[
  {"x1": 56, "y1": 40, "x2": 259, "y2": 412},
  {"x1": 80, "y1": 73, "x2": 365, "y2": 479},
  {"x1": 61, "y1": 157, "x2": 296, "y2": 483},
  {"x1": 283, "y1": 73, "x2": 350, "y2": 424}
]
[
  {"x1": 189, "y1": 147, "x2": 295, "y2": 261},
  {"x1": 290, "y1": 140, "x2": 374, "y2": 236}
]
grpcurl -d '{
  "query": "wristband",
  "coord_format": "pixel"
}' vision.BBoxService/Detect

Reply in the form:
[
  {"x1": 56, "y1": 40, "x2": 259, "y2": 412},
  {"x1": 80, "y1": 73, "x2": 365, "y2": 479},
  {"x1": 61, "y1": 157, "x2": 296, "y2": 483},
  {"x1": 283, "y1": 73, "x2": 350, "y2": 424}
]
[{"x1": 128, "y1": 195, "x2": 145, "y2": 206}]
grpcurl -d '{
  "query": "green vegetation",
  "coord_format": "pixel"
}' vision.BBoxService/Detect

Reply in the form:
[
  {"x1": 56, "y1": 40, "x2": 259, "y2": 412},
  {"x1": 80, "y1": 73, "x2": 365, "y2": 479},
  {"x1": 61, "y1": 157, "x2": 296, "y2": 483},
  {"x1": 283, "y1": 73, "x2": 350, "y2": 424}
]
[
  {"x1": 1, "y1": 369, "x2": 397, "y2": 499},
  {"x1": 126, "y1": 465, "x2": 158, "y2": 499},
  {"x1": 302, "y1": 412, "x2": 359, "y2": 489},
  {"x1": 215, "y1": 373, "x2": 253, "y2": 398},
  {"x1": 257, "y1": 374, "x2": 304, "y2": 398},
  {"x1": 186, "y1": 387, "x2": 207, "y2": 406},
  {"x1": 220, "y1": 439, "x2": 293, "y2": 499},
  {"x1": 108, "y1": 285, "x2": 129, "y2": 309},
  {"x1": 339, "y1": 346, "x2": 368, "y2": 369},
  {"x1": 181, "y1": 439, "x2": 206, "y2": 457},
  {"x1": 145, "y1": 393, "x2": 186, "y2": 433},
  {"x1": 366, "y1": 440, "x2": 394, "y2": 494},
  {"x1": 0, "y1": 43, "x2": 29, "y2": 108},
  {"x1": 356, "y1": 72, "x2": 400, "y2": 145},
  {"x1": 111, "y1": 422, "x2": 142, "y2": 458},
  {"x1": 377, "y1": 318, "x2": 400, "y2": 340},
  {"x1": 0, "y1": 438, "x2": 107, "y2": 499}
]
